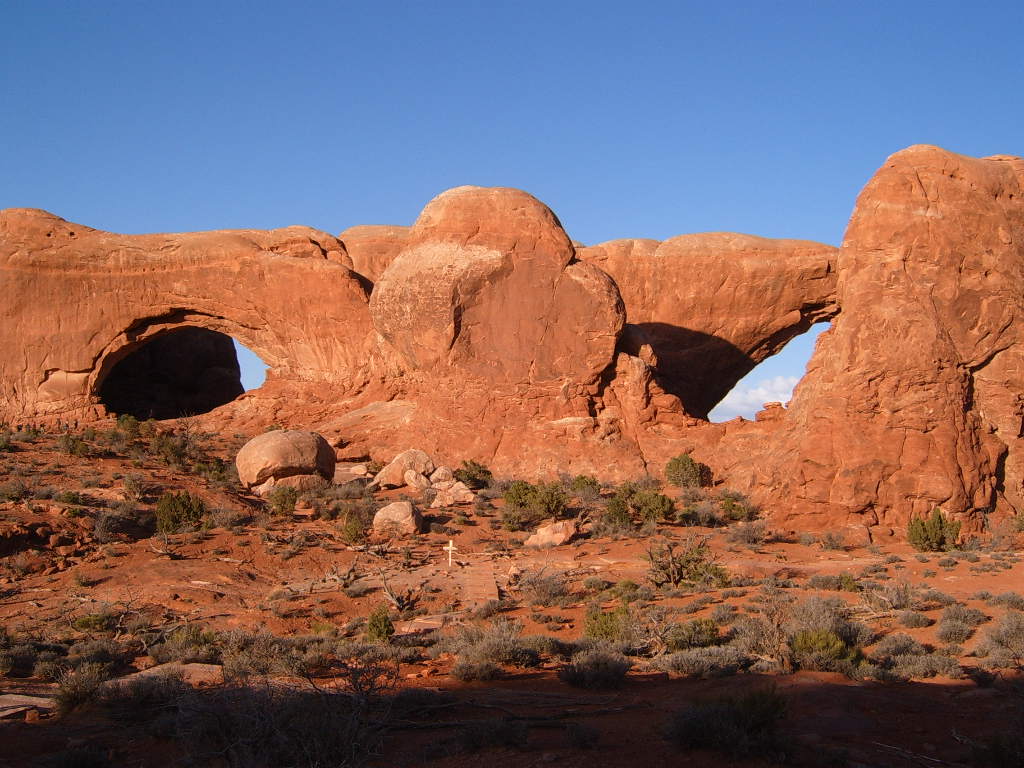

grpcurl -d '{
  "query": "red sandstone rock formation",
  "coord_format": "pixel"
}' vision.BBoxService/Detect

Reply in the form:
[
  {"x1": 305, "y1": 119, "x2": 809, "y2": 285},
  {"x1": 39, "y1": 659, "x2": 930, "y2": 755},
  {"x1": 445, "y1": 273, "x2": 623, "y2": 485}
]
[
  {"x1": 579, "y1": 234, "x2": 839, "y2": 418},
  {"x1": 2, "y1": 144, "x2": 1022, "y2": 534}
]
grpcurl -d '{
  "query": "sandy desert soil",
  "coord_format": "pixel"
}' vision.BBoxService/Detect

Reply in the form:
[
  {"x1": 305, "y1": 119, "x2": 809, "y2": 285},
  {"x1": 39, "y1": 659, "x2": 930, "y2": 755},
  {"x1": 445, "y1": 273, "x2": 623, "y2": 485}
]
[{"x1": 2, "y1": 420, "x2": 1023, "y2": 767}]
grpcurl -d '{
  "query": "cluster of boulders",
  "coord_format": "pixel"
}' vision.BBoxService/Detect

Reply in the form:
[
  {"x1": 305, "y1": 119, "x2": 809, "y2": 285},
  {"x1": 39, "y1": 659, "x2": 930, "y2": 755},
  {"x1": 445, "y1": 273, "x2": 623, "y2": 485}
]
[{"x1": 365, "y1": 449, "x2": 477, "y2": 508}]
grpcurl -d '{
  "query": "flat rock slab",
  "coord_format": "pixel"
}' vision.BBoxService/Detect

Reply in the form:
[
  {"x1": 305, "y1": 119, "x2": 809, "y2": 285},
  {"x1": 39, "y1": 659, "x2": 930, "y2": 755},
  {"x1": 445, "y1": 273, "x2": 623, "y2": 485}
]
[
  {"x1": 112, "y1": 662, "x2": 224, "y2": 687},
  {"x1": 0, "y1": 693, "x2": 56, "y2": 718},
  {"x1": 394, "y1": 614, "x2": 455, "y2": 635},
  {"x1": 457, "y1": 564, "x2": 500, "y2": 609}
]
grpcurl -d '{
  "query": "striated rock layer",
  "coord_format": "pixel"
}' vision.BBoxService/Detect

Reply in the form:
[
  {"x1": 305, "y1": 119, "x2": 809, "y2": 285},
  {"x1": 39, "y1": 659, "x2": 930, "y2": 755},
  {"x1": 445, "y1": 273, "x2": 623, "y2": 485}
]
[{"x1": 2, "y1": 145, "x2": 1022, "y2": 534}]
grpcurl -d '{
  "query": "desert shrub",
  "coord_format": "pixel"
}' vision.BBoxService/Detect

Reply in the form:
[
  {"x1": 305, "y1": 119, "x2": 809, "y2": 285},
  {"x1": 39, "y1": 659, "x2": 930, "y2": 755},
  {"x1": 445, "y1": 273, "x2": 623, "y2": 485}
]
[
  {"x1": 58, "y1": 433, "x2": 91, "y2": 457},
  {"x1": 908, "y1": 508, "x2": 961, "y2": 552},
  {"x1": 665, "y1": 686, "x2": 787, "y2": 759},
  {"x1": 655, "y1": 645, "x2": 751, "y2": 677},
  {"x1": 645, "y1": 536, "x2": 729, "y2": 589},
  {"x1": 728, "y1": 520, "x2": 770, "y2": 546},
  {"x1": 591, "y1": 497, "x2": 635, "y2": 537},
  {"x1": 888, "y1": 653, "x2": 962, "y2": 680},
  {"x1": 219, "y1": 631, "x2": 297, "y2": 682},
  {"x1": 630, "y1": 490, "x2": 675, "y2": 522},
  {"x1": 666, "y1": 618, "x2": 721, "y2": 651},
  {"x1": 808, "y1": 572, "x2": 859, "y2": 592},
  {"x1": 977, "y1": 612, "x2": 1024, "y2": 666},
  {"x1": 665, "y1": 453, "x2": 711, "y2": 488},
  {"x1": 453, "y1": 460, "x2": 493, "y2": 490},
  {"x1": 718, "y1": 490, "x2": 758, "y2": 522},
  {"x1": 789, "y1": 596, "x2": 872, "y2": 649},
  {"x1": 790, "y1": 629, "x2": 856, "y2": 671},
  {"x1": 989, "y1": 592, "x2": 1024, "y2": 611},
  {"x1": 365, "y1": 605, "x2": 395, "y2": 643},
  {"x1": 440, "y1": 619, "x2": 541, "y2": 672},
  {"x1": 937, "y1": 620, "x2": 975, "y2": 644},
  {"x1": 942, "y1": 604, "x2": 987, "y2": 626},
  {"x1": 582, "y1": 576, "x2": 609, "y2": 593},
  {"x1": 919, "y1": 588, "x2": 957, "y2": 608},
  {"x1": 569, "y1": 474, "x2": 601, "y2": 497},
  {"x1": 116, "y1": 413, "x2": 140, "y2": 438},
  {"x1": 583, "y1": 605, "x2": 634, "y2": 643},
  {"x1": 56, "y1": 662, "x2": 109, "y2": 712},
  {"x1": 500, "y1": 481, "x2": 567, "y2": 529},
  {"x1": 872, "y1": 632, "x2": 926, "y2": 659},
  {"x1": 819, "y1": 530, "x2": 846, "y2": 551},
  {"x1": 267, "y1": 485, "x2": 300, "y2": 516},
  {"x1": 674, "y1": 500, "x2": 724, "y2": 527},
  {"x1": 155, "y1": 491, "x2": 207, "y2": 535},
  {"x1": 899, "y1": 611, "x2": 934, "y2": 629},
  {"x1": 519, "y1": 569, "x2": 570, "y2": 607},
  {"x1": 451, "y1": 659, "x2": 501, "y2": 681},
  {"x1": 0, "y1": 432, "x2": 13, "y2": 452},
  {"x1": 558, "y1": 648, "x2": 631, "y2": 689},
  {"x1": 175, "y1": 682, "x2": 380, "y2": 767},
  {"x1": 710, "y1": 603, "x2": 739, "y2": 625},
  {"x1": 149, "y1": 624, "x2": 220, "y2": 665},
  {"x1": 971, "y1": 730, "x2": 1024, "y2": 768},
  {"x1": 99, "y1": 668, "x2": 190, "y2": 723}
]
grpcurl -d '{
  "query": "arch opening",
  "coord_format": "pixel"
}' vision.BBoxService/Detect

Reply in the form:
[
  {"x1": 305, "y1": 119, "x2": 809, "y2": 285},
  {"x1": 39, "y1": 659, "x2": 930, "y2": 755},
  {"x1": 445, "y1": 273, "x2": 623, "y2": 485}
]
[
  {"x1": 708, "y1": 322, "x2": 831, "y2": 422},
  {"x1": 97, "y1": 327, "x2": 266, "y2": 420}
]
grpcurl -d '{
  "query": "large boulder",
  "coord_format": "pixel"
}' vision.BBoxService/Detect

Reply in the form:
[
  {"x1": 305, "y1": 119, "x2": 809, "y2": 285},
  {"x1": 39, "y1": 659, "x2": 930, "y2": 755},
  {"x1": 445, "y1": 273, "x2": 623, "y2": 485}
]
[
  {"x1": 524, "y1": 520, "x2": 577, "y2": 548},
  {"x1": 373, "y1": 501, "x2": 422, "y2": 536},
  {"x1": 236, "y1": 430, "x2": 336, "y2": 496}
]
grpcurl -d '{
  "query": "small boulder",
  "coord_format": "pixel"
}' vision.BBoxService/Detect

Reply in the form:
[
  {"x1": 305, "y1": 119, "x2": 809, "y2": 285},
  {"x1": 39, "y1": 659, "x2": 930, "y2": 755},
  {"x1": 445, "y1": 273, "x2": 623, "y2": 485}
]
[
  {"x1": 404, "y1": 469, "x2": 431, "y2": 490},
  {"x1": 430, "y1": 466, "x2": 454, "y2": 484},
  {"x1": 236, "y1": 430, "x2": 336, "y2": 497},
  {"x1": 525, "y1": 520, "x2": 577, "y2": 548},
  {"x1": 373, "y1": 501, "x2": 422, "y2": 535},
  {"x1": 430, "y1": 481, "x2": 475, "y2": 508},
  {"x1": 371, "y1": 449, "x2": 435, "y2": 489}
]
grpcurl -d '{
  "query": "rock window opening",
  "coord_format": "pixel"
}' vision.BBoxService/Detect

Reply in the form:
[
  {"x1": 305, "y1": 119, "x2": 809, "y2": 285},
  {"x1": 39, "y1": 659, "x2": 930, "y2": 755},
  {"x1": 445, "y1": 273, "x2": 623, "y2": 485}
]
[
  {"x1": 97, "y1": 327, "x2": 266, "y2": 420},
  {"x1": 707, "y1": 322, "x2": 831, "y2": 422}
]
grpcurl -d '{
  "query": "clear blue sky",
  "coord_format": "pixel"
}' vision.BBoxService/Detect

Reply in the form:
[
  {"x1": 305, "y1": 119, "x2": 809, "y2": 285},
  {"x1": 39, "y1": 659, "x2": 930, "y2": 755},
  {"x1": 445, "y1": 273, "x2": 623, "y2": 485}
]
[{"x1": 3, "y1": 2, "x2": 1021, "y2": 415}]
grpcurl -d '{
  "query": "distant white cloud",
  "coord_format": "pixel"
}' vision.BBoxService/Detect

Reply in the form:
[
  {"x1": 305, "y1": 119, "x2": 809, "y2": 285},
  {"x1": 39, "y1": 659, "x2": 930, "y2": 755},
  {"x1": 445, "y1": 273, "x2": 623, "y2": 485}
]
[{"x1": 709, "y1": 375, "x2": 800, "y2": 421}]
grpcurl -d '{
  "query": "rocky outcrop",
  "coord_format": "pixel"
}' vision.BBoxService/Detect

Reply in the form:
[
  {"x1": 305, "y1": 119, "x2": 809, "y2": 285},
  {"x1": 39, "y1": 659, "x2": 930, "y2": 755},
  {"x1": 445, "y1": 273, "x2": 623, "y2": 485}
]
[
  {"x1": 708, "y1": 146, "x2": 1024, "y2": 529},
  {"x1": 0, "y1": 209, "x2": 382, "y2": 424},
  {"x1": 337, "y1": 225, "x2": 409, "y2": 283},
  {"x1": 579, "y1": 234, "x2": 838, "y2": 418},
  {"x1": 4, "y1": 146, "x2": 1023, "y2": 534},
  {"x1": 235, "y1": 430, "x2": 336, "y2": 496},
  {"x1": 369, "y1": 186, "x2": 624, "y2": 386}
]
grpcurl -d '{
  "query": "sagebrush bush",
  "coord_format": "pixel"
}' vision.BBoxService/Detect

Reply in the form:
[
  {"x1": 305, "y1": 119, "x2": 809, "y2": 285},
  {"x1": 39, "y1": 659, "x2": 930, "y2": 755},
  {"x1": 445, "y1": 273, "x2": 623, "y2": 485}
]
[
  {"x1": 977, "y1": 612, "x2": 1024, "y2": 666},
  {"x1": 654, "y1": 646, "x2": 751, "y2": 678},
  {"x1": 56, "y1": 662, "x2": 109, "y2": 712},
  {"x1": 718, "y1": 490, "x2": 758, "y2": 522},
  {"x1": 789, "y1": 629, "x2": 855, "y2": 671},
  {"x1": 558, "y1": 648, "x2": 631, "y2": 689},
  {"x1": 665, "y1": 454, "x2": 711, "y2": 488},
  {"x1": 898, "y1": 611, "x2": 934, "y2": 629},
  {"x1": 937, "y1": 620, "x2": 975, "y2": 644},
  {"x1": 665, "y1": 687, "x2": 787, "y2": 759},
  {"x1": 645, "y1": 536, "x2": 729, "y2": 589},
  {"x1": 907, "y1": 508, "x2": 960, "y2": 552},
  {"x1": 666, "y1": 619, "x2": 721, "y2": 651},
  {"x1": 155, "y1": 491, "x2": 207, "y2": 535}
]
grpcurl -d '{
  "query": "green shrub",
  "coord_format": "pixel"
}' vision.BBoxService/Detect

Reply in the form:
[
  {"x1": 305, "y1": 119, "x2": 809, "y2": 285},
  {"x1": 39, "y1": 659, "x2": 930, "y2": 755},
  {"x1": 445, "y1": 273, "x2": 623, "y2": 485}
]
[
  {"x1": 58, "y1": 433, "x2": 91, "y2": 457},
  {"x1": 365, "y1": 605, "x2": 395, "y2": 643},
  {"x1": 631, "y1": 490, "x2": 674, "y2": 522},
  {"x1": 583, "y1": 605, "x2": 633, "y2": 642},
  {"x1": 718, "y1": 490, "x2": 759, "y2": 522},
  {"x1": 790, "y1": 629, "x2": 852, "y2": 671},
  {"x1": 453, "y1": 460, "x2": 493, "y2": 490},
  {"x1": 665, "y1": 454, "x2": 711, "y2": 488},
  {"x1": 116, "y1": 413, "x2": 140, "y2": 438},
  {"x1": 267, "y1": 485, "x2": 300, "y2": 516},
  {"x1": 645, "y1": 537, "x2": 729, "y2": 589},
  {"x1": 666, "y1": 619, "x2": 721, "y2": 651},
  {"x1": 569, "y1": 474, "x2": 601, "y2": 496},
  {"x1": 907, "y1": 508, "x2": 961, "y2": 552},
  {"x1": 501, "y1": 480, "x2": 567, "y2": 530},
  {"x1": 155, "y1": 491, "x2": 207, "y2": 534},
  {"x1": 56, "y1": 662, "x2": 109, "y2": 713}
]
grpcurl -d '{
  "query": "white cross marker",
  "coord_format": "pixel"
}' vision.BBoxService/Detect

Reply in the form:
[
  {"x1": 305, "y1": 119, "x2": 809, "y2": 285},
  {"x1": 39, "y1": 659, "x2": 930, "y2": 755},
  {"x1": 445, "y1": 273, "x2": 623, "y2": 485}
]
[{"x1": 443, "y1": 539, "x2": 457, "y2": 567}]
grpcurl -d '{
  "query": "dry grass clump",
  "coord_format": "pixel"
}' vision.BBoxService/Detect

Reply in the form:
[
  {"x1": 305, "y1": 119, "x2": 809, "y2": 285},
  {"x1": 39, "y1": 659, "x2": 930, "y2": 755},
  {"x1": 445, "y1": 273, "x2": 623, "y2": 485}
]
[{"x1": 558, "y1": 647, "x2": 631, "y2": 689}]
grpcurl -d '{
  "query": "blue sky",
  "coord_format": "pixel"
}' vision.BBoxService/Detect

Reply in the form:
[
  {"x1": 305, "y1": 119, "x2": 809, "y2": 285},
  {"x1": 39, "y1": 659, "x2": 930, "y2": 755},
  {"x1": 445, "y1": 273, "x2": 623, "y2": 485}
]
[{"x1": 3, "y1": 2, "x2": 1021, "y2": 417}]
